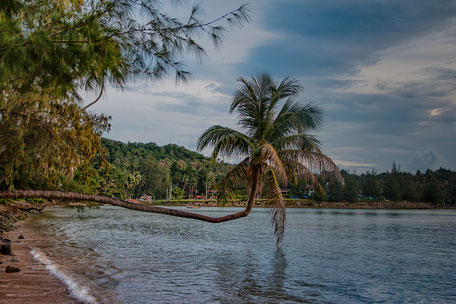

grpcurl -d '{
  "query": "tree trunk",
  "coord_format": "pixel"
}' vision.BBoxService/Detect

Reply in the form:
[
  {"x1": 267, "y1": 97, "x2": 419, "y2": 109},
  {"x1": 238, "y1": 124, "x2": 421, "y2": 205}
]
[
  {"x1": 0, "y1": 170, "x2": 261, "y2": 223},
  {"x1": 242, "y1": 166, "x2": 261, "y2": 216},
  {"x1": 169, "y1": 181, "x2": 172, "y2": 200}
]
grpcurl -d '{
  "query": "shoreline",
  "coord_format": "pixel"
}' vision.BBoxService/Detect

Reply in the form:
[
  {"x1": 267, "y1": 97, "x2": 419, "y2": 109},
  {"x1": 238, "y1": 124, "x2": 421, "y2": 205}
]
[
  {"x1": 0, "y1": 220, "x2": 80, "y2": 304},
  {"x1": 154, "y1": 200, "x2": 456, "y2": 210}
]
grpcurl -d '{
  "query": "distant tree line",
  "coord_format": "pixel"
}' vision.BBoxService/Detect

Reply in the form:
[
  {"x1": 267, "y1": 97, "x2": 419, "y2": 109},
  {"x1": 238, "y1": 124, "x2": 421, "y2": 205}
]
[
  {"x1": 3, "y1": 134, "x2": 454, "y2": 205},
  {"x1": 289, "y1": 163, "x2": 456, "y2": 205},
  {"x1": 85, "y1": 141, "x2": 456, "y2": 206}
]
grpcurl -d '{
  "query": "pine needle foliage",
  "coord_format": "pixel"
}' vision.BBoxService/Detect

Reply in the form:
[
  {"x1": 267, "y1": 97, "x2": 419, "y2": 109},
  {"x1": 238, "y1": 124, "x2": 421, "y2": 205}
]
[{"x1": 0, "y1": 1, "x2": 250, "y2": 190}]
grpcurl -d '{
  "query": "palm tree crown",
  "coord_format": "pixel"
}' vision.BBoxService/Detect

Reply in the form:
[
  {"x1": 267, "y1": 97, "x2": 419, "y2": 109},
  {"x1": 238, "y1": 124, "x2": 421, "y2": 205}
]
[{"x1": 197, "y1": 73, "x2": 342, "y2": 243}]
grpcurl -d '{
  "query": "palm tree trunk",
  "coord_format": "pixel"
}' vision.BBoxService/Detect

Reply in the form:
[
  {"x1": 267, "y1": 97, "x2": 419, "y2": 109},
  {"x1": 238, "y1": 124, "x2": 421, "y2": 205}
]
[
  {"x1": 242, "y1": 166, "x2": 261, "y2": 216},
  {"x1": 0, "y1": 170, "x2": 261, "y2": 223}
]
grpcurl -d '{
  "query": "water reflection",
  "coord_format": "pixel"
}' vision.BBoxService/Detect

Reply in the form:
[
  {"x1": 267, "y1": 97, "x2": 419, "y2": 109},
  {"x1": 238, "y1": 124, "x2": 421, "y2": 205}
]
[
  {"x1": 214, "y1": 248, "x2": 311, "y2": 303},
  {"x1": 385, "y1": 212, "x2": 404, "y2": 217},
  {"x1": 328, "y1": 211, "x2": 356, "y2": 216},
  {"x1": 363, "y1": 212, "x2": 379, "y2": 217}
]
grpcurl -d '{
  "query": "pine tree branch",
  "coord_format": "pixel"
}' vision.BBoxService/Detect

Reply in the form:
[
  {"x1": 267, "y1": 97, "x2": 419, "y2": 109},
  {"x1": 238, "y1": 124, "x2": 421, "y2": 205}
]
[{"x1": 82, "y1": 81, "x2": 104, "y2": 110}]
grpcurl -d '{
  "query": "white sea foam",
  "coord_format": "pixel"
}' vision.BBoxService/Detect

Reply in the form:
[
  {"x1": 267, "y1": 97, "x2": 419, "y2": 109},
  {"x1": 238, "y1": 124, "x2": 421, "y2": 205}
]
[{"x1": 30, "y1": 249, "x2": 97, "y2": 304}]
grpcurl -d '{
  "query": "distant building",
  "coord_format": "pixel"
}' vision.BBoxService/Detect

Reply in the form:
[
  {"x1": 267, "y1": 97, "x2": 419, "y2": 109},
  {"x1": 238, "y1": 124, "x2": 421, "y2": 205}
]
[{"x1": 140, "y1": 195, "x2": 153, "y2": 202}]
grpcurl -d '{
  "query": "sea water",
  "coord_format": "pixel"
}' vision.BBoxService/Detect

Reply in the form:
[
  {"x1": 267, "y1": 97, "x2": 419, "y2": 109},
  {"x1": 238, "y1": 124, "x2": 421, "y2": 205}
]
[{"x1": 23, "y1": 206, "x2": 456, "y2": 303}]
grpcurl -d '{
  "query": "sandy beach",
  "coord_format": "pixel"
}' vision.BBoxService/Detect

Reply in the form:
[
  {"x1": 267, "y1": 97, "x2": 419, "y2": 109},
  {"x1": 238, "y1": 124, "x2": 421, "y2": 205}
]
[{"x1": 0, "y1": 223, "x2": 79, "y2": 304}]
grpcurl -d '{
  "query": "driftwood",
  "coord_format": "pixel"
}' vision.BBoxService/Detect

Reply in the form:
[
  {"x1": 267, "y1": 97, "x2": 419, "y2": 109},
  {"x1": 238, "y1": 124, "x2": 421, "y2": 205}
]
[{"x1": 16, "y1": 206, "x2": 45, "y2": 213}]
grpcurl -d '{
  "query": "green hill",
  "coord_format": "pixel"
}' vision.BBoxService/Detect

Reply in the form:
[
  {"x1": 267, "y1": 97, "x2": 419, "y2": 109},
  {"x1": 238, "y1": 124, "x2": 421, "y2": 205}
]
[
  {"x1": 74, "y1": 138, "x2": 232, "y2": 200},
  {"x1": 102, "y1": 138, "x2": 206, "y2": 164}
]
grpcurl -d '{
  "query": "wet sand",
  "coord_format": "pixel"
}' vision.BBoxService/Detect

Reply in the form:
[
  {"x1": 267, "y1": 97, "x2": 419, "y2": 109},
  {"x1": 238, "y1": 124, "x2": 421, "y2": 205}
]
[{"x1": 0, "y1": 223, "x2": 79, "y2": 304}]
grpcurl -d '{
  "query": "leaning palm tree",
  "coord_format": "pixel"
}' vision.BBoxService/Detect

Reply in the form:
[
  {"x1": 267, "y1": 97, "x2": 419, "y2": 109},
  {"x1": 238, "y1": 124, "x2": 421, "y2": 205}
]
[
  {"x1": 0, "y1": 73, "x2": 341, "y2": 244},
  {"x1": 197, "y1": 73, "x2": 342, "y2": 243}
]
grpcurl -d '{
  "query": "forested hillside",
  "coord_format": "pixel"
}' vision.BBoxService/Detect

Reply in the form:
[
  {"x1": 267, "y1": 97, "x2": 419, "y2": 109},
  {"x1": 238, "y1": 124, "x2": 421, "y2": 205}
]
[
  {"x1": 88, "y1": 141, "x2": 456, "y2": 205},
  {"x1": 72, "y1": 138, "x2": 232, "y2": 200}
]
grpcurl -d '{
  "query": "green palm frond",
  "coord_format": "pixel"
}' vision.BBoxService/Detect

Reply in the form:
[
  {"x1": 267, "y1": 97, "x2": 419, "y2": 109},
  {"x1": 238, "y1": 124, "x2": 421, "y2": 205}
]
[
  {"x1": 197, "y1": 125, "x2": 254, "y2": 159},
  {"x1": 231, "y1": 74, "x2": 272, "y2": 139},
  {"x1": 231, "y1": 73, "x2": 305, "y2": 142},
  {"x1": 267, "y1": 100, "x2": 322, "y2": 144},
  {"x1": 265, "y1": 76, "x2": 302, "y2": 120},
  {"x1": 276, "y1": 100, "x2": 322, "y2": 131},
  {"x1": 263, "y1": 167, "x2": 286, "y2": 245},
  {"x1": 272, "y1": 134, "x2": 322, "y2": 152},
  {"x1": 231, "y1": 76, "x2": 259, "y2": 114}
]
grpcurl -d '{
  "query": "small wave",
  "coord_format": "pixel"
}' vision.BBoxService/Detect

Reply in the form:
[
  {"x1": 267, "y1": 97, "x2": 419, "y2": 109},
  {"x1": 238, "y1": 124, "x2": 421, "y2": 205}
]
[{"x1": 30, "y1": 248, "x2": 97, "y2": 304}]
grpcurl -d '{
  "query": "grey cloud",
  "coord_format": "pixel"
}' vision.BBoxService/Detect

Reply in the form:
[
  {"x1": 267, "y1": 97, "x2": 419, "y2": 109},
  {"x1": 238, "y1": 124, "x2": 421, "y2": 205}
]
[
  {"x1": 94, "y1": 0, "x2": 456, "y2": 173},
  {"x1": 316, "y1": 67, "x2": 456, "y2": 172},
  {"x1": 423, "y1": 67, "x2": 456, "y2": 81},
  {"x1": 239, "y1": 0, "x2": 456, "y2": 80},
  {"x1": 154, "y1": 98, "x2": 228, "y2": 115},
  {"x1": 407, "y1": 151, "x2": 446, "y2": 172}
]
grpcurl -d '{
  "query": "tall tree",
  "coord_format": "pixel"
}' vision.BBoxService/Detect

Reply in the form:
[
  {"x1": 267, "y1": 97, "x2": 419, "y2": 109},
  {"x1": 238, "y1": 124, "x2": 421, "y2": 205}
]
[
  {"x1": 138, "y1": 157, "x2": 170, "y2": 199},
  {"x1": 0, "y1": 0, "x2": 250, "y2": 189},
  {"x1": 383, "y1": 162, "x2": 403, "y2": 201},
  {"x1": 0, "y1": 0, "x2": 250, "y2": 98},
  {"x1": 361, "y1": 169, "x2": 380, "y2": 198},
  {"x1": 197, "y1": 73, "x2": 341, "y2": 243}
]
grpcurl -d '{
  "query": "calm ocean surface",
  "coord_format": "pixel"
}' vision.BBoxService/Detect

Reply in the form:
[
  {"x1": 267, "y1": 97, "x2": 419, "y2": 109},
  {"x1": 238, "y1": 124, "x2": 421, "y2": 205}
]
[{"x1": 23, "y1": 206, "x2": 456, "y2": 303}]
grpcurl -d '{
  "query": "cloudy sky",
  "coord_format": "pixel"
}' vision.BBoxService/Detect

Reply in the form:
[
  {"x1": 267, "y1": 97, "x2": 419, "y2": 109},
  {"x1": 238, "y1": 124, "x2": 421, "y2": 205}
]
[{"x1": 89, "y1": 0, "x2": 456, "y2": 173}]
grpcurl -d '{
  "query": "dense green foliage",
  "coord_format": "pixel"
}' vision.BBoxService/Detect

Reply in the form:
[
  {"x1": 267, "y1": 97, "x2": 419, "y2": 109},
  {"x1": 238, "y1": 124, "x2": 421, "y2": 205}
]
[
  {"x1": 71, "y1": 138, "x2": 232, "y2": 200},
  {"x1": 298, "y1": 163, "x2": 456, "y2": 205},
  {"x1": 0, "y1": 0, "x2": 249, "y2": 190},
  {"x1": 77, "y1": 142, "x2": 456, "y2": 205}
]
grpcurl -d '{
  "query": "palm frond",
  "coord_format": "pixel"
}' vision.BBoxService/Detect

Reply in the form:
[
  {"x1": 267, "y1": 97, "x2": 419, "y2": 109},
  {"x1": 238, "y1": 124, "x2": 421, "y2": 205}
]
[
  {"x1": 266, "y1": 76, "x2": 302, "y2": 120},
  {"x1": 272, "y1": 134, "x2": 322, "y2": 152},
  {"x1": 280, "y1": 150, "x2": 343, "y2": 184},
  {"x1": 197, "y1": 125, "x2": 253, "y2": 159},
  {"x1": 216, "y1": 157, "x2": 251, "y2": 204},
  {"x1": 231, "y1": 77, "x2": 255, "y2": 111},
  {"x1": 255, "y1": 144, "x2": 287, "y2": 185},
  {"x1": 282, "y1": 158, "x2": 323, "y2": 191},
  {"x1": 231, "y1": 73, "x2": 275, "y2": 140},
  {"x1": 267, "y1": 100, "x2": 322, "y2": 143},
  {"x1": 263, "y1": 166, "x2": 286, "y2": 245}
]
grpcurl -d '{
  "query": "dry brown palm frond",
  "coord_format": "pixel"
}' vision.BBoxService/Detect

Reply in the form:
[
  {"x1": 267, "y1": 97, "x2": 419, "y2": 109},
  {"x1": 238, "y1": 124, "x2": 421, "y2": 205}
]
[
  {"x1": 283, "y1": 159, "x2": 324, "y2": 191},
  {"x1": 263, "y1": 167, "x2": 286, "y2": 245},
  {"x1": 279, "y1": 150, "x2": 343, "y2": 184},
  {"x1": 216, "y1": 157, "x2": 251, "y2": 204},
  {"x1": 258, "y1": 144, "x2": 287, "y2": 185}
]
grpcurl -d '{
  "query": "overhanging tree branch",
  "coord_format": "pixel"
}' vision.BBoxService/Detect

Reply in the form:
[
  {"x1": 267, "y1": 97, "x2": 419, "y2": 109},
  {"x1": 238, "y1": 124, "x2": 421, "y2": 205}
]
[{"x1": 82, "y1": 81, "x2": 104, "y2": 110}]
